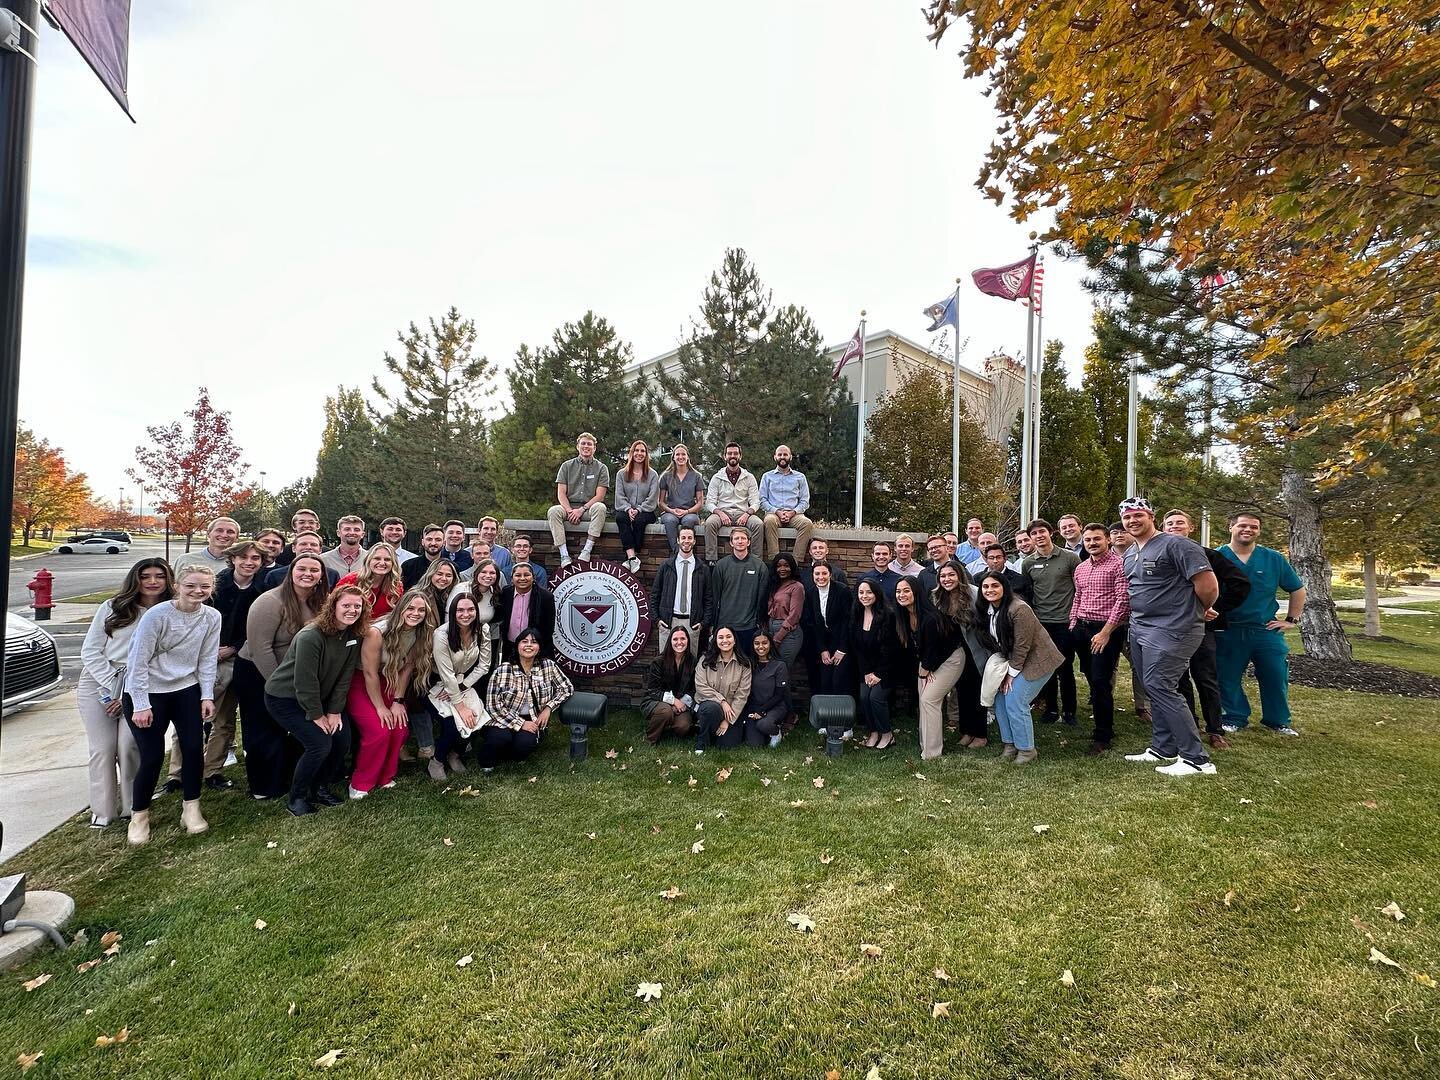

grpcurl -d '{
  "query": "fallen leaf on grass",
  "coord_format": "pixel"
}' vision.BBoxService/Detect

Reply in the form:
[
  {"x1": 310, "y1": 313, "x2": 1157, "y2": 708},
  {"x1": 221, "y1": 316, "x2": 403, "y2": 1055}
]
[
  {"x1": 528, "y1": 776, "x2": 537, "y2": 783},
  {"x1": 100, "y1": 930, "x2": 121, "y2": 950},
  {"x1": 254, "y1": 920, "x2": 267, "y2": 931},
  {"x1": 1239, "y1": 799, "x2": 1253, "y2": 805},
  {"x1": 1370, "y1": 947, "x2": 1403, "y2": 970},
  {"x1": 859, "y1": 943, "x2": 883, "y2": 960},
  {"x1": 22, "y1": 973, "x2": 52, "y2": 991},
  {"x1": 1060, "y1": 969, "x2": 1076, "y2": 987},
  {"x1": 934, "y1": 968, "x2": 951, "y2": 982},
  {"x1": 17, "y1": 1052, "x2": 42, "y2": 1071},
  {"x1": 605, "y1": 749, "x2": 619, "y2": 759},
  {"x1": 788, "y1": 912, "x2": 816, "y2": 933},
  {"x1": 695, "y1": 822, "x2": 704, "y2": 831},
  {"x1": 71, "y1": 929, "x2": 88, "y2": 948},
  {"x1": 586, "y1": 832, "x2": 598, "y2": 840},
  {"x1": 804, "y1": 756, "x2": 814, "y2": 766},
  {"x1": 651, "y1": 825, "x2": 661, "y2": 835},
  {"x1": 659, "y1": 886, "x2": 683, "y2": 900},
  {"x1": 1414, "y1": 972, "x2": 1438, "y2": 989},
  {"x1": 812, "y1": 777, "x2": 826, "y2": 789},
  {"x1": 443, "y1": 838, "x2": 454, "y2": 847},
  {"x1": 913, "y1": 773, "x2": 927, "y2": 781},
  {"x1": 819, "y1": 851, "x2": 834, "y2": 865},
  {"x1": 940, "y1": 798, "x2": 953, "y2": 805},
  {"x1": 825, "y1": 1071, "x2": 841, "y2": 1080},
  {"x1": 288, "y1": 1002, "x2": 297, "y2": 1016},
  {"x1": 76, "y1": 958, "x2": 104, "y2": 974},
  {"x1": 1223, "y1": 891, "x2": 1236, "y2": 908},
  {"x1": 314, "y1": 1048, "x2": 343, "y2": 1067},
  {"x1": 866, "y1": 1066, "x2": 883, "y2": 1080},
  {"x1": 456, "y1": 955, "x2": 474, "y2": 968},
  {"x1": 691, "y1": 839, "x2": 705, "y2": 855},
  {"x1": 1361, "y1": 800, "x2": 1378, "y2": 809},
  {"x1": 635, "y1": 981, "x2": 663, "y2": 1002},
  {"x1": 761, "y1": 778, "x2": 773, "y2": 786},
  {"x1": 715, "y1": 767, "x2": 732, "y2": 783},
  {"x1": 266, "y1": 841, "x2": 278, "y2": 849},
  {"x1": 932, "y1": 1001, "x2": 951, "y2": 1018},
  {"x1": 95, "y1": 1027, "x2": 129, "y2": 1048},
  {"x1": 1033, "y1": 825, "x2": 1050, "y2": 835},
  {"x1": 1380, "y1": 901, "x2": 1406, "y2": 921},
  {"x1": 687, "y1": 776, "x2": 698, "y2": 788},
  {"x1": 789, "y1": 799, "x2": 805, "y2": 807}
]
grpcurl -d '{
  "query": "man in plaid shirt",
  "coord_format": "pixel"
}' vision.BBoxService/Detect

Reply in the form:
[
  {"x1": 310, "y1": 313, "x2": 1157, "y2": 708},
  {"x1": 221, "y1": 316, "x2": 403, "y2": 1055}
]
[{"x1": 1068, "y1": 522, "x2": 1131, "y2": 755}]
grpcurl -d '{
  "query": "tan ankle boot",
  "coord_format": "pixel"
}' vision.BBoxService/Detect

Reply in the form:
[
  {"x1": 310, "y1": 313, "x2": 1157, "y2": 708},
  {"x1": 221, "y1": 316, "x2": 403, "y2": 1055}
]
[
  {"x1": 181, "y1": 798, "x2": 209, "y2": 835},
  {"x1": 1013, "y1": 748, "x2": 1039, "y2": 766},
  {"x1": 1001, "y1": 743, "x2": 1018, "y2": 761},
  {"x1": 127, "y1": 809, "x2": 151, "y2": 846}
]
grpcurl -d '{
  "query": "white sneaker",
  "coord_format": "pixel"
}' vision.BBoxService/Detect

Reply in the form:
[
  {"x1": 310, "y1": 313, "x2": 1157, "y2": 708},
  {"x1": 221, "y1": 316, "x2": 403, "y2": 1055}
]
[
  {"x1": 348, "y1": 786, "x2": 367, "y2": 800},
  {"x1": 1156, "y1": 759, "x2": 1218, "y2": 777},
  {"x1": 768, "y1": 734, "x2": 782, "y2": 749},
  {"x1": 224, "y1": 749, "x2": 239, "y2": 767},
  {"x1": 579, "y1": 547, "x2": 594, "y2": 563},
  {"x1": 628, "y1": 557, "x2": 641, "y2": 573},
  {"x1": 1273, "y1": 727, "x2": 1301, "y2": 738},
  {"x1": 1124, "y1": 748, "x2": 1174, "y2": 763},
  {"x1": 693, "y1": 748, "x2": 705, "y2": 755},
  {"x1": 559, "y1": 550, "x2": 572, "y2": 568},
  {"x1": 1221, "y1": 723, "x2": 1242, "y2": 734}
]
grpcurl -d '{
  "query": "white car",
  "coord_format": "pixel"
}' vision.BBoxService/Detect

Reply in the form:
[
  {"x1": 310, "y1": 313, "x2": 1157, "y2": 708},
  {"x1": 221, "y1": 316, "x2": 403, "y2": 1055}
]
[{"x1": 55, "y1": 537, "x2": 130, "y2": 555}]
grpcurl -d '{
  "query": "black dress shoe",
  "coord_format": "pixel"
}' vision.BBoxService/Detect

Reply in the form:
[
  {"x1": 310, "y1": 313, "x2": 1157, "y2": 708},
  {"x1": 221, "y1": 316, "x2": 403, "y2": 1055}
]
[
  {"x1": 1062, "y1": 714, "x2": 1078, "y2": 727},
  {"x1": 205, "y1": 775, "x2": 234, "y2": 790},
  {"x1": 311, "y1": 789, "x2": 343, "y2": 807},
  {"x1": 158, "y1": 778, "x2": 184, "y2": 796},
  {"x1": 286, "y1": 797, "x2": 318, "y2": 817},
  {"x1": 1040, "y1": 711, "x2": 1060, "y2": 725}
]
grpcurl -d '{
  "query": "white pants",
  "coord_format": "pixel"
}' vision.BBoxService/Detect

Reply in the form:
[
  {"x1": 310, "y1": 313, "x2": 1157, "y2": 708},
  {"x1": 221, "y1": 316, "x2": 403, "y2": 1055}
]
[{"x1": 78, "y1": 672, "x2": 140, "y2": 823}]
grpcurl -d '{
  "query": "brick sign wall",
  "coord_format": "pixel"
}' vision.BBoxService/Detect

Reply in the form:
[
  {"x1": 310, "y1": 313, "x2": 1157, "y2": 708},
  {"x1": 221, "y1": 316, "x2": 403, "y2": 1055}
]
[{"x1": 503, "y1": 519, "x2": 922, "y2": 707}]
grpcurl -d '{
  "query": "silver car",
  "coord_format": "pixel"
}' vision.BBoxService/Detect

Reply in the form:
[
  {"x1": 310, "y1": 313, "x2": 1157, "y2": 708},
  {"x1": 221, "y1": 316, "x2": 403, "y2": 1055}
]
[{"x1": 3, "y1": 613, "x2": 63, "y2": 711}]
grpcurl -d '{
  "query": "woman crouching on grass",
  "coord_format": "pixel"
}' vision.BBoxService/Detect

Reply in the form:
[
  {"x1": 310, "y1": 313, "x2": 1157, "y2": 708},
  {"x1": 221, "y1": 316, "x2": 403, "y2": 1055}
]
[
  {"x1": 971, "y1": 571, "x2": 1063, "y2": 767},
  {"x1": 348, "y1": 589, "x2": 437, "y2": 798},
  {"x1": 693, "y1": 626, "x2": 752, "y2": 753},
  {"x1": 642, "y1": 625, "x2": 696, "y2": 745},
  {"x1": 264, "y1": 586, "x2": 368, "y2": 816},
  {"x1": 426, "y1": 592, "x2": 495, "y2": 777},
  {"x1": 123, "y1": 564, "x2": 222, "y2": 845},
  {"x1": 482, "y1": 627, "x2": 573, "y2": 771}
]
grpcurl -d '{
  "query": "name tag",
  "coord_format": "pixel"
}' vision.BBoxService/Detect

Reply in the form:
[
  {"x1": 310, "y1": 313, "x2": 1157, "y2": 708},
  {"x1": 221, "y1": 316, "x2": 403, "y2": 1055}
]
[
  {"x1": 346, "y1": 639, "x2": 358, "y2": 647},
  {"x1": 746, "y1": 570, "x2": 755, "y2": 575}
]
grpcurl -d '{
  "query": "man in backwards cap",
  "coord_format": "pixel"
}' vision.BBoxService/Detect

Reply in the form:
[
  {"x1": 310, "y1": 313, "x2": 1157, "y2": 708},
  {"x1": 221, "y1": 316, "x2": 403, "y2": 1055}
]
[{"x1": 1117, "y1": 497, "x2": 1222, "y2": 777}]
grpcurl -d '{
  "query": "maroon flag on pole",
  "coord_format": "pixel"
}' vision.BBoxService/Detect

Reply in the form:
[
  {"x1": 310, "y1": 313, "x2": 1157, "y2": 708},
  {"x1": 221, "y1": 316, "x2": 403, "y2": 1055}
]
[
  {"x1": 831, "y1": 324, "x2": 864, "y2": 380},
  {"x1": 45, "y1": 0, "x2": 134, "y2": 119},
  {"x1": 971, "y1": 253, "x2": 1037, "y2": 303}
]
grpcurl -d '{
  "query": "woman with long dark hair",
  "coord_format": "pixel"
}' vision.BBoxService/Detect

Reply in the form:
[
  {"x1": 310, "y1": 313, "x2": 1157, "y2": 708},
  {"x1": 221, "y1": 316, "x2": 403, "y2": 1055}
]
[
  {"x1": 123, "y1": 564, "x2": 223, "y2": 844},
  {"x1": 642, "y1": 625, "x2": 697, "y2": 744},
  {"x1": 694, "y1": 626, "x2": 752, "y2": 753},
  {"x1": 348, "y1": 589, "x2": 437, "y2": 796},
  {"x1": 972, "y1": 571, "x2": 1063, "y2": 765},
  {"x1": 916, "y1": 561, "x2": 976, "y2": 760},
  {"x1": 78, "y1": 558, "x2": 173, "y2": 828},
  {"x1": 802, "y1": 561, "x2": 852, "y2": 696},
  {"x1": 765, "y1": 552, "x2": 805, "y2": 668},
  {"x1": 851, "y1": 579, "x2": 901, "y2": 749},
  {"x1": 264, "y1": 586, "x2": 369, "y2": 816},
  {"x1": 427, "y1": 591, "x2": 494, "y2": 774},
  {"x1": 615, "y1": 438, "x2": 659, "y2": 573},
  {"x1": 483, "y1": 627, "x2": 574, "y2": 769},
  {"x1": 742, "y1": 630, "x2": 791, "y2": 748}
]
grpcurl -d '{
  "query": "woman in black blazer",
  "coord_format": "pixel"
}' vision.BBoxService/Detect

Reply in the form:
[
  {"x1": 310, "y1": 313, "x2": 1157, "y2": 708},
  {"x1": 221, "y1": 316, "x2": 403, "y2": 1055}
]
[{"x1": 802, "y1": 562, "x2": 853, "y2": 697}]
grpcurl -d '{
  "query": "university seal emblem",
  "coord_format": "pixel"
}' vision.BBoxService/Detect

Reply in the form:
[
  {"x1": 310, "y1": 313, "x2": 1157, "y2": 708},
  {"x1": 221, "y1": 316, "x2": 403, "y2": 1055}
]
[{"x1": 550, "y1": 559, "x2": 653, "y2": 679}]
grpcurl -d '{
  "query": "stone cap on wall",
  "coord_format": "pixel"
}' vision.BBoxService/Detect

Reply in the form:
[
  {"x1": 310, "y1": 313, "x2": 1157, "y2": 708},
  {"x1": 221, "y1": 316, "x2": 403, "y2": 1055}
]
[{"x1": 502, "y1": 520, "x2": 933, "y2": 543}]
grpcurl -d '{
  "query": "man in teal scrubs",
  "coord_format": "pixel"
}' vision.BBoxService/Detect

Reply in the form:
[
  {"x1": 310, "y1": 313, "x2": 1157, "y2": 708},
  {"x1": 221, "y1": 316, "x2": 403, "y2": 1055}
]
[{"x1": 1216, "y1": 511, "x2": 1307, "y2": 736}]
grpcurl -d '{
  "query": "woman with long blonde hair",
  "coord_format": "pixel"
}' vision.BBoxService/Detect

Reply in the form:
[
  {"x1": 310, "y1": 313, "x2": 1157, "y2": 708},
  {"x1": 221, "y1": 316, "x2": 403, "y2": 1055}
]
[
  {"x1": 335, "y1": 542, "x2": 404, "y2": 619},
  {"x1": 346, "y1": 588, "x2": 437, "y2": 797}
]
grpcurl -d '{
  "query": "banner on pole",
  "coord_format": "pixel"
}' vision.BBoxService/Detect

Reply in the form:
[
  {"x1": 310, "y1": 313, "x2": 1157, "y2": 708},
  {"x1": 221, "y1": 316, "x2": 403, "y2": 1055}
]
[
  {"x1": 45, "y1": 0, "x2": 134, "y2": 119},
  {"x1": 971, "y1": 253, "x2": 1036, "y2": 303},
  {"x1": 922, "y1": 293, "x2": 959, "y2": 333},
  {"x1": 831, "y1": 323, "x2": 864, "y2": 380}
]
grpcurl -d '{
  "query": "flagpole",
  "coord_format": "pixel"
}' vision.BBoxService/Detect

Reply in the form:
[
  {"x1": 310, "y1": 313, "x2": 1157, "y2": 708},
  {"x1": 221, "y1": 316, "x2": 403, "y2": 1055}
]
[
  {"x1": 853, "y1": 311, "x2": 867, "y2": 527},
  {"x1": 1020, "y1": 297, "x2": 1034, "y2": 526},
  {"x1": 1032, "y1": 305, "x2": 1044, "y2": 520},
  {"x1": 951, "y1": 278, "x2": 962, "y2": 536},
  {"x1": 1126, "y1": 348, "x2": 1138, "y2": 497}
]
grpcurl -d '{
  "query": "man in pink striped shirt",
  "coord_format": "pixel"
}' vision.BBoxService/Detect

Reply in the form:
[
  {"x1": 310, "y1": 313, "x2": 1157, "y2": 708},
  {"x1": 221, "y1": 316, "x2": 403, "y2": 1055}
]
[{"x1": 1068, "y1": 522, "x2": 1130, "y2": 755}]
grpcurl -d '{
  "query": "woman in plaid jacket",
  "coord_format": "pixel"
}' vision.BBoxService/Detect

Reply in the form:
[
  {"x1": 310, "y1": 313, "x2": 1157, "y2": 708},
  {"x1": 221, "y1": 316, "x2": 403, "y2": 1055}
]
[{"x1": 482, "y1": 626, "x2": 574, "y2": 770}]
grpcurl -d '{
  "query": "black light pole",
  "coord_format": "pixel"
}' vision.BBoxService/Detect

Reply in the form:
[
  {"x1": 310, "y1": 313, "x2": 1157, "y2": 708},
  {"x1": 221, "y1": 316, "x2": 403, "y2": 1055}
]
[{"x1": 0, "y1": 0, "x2": 40, "y2": 854}]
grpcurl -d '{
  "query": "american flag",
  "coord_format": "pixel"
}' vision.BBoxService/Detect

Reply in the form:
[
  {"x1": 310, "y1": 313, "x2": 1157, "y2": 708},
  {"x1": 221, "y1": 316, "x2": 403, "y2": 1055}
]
[{"x1": 1021, "y1": 256, "x2": 1045, "y2": 315}]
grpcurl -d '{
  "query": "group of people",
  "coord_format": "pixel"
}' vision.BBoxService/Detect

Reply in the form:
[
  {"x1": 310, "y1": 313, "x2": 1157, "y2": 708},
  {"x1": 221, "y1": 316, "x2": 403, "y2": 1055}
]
[{"x1": 76, "y1": 432, "x2": 1306, "y2": 844}]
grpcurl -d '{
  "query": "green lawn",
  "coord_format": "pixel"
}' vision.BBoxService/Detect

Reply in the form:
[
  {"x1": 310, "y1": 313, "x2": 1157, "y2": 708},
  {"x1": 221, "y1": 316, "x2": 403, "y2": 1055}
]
[
  {"x1": 6, "y1": 627, "x2": 1439, "y2": 1079},
  {"x1": 1328, "y1": 583, "x2": 1404, "y2": 601},
  {"x1": 55, "y1": 590, "x2": 118, "y2": 605},
  {"x1": 9, "y1": 538, "x2": 57, "y2": 558},
  {"x1": 1335, "y1": 610, "x2": 1440, "y2": 675}
]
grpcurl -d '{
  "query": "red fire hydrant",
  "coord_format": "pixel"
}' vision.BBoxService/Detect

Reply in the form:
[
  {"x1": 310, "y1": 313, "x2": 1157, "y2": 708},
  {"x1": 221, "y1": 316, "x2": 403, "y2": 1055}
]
[{"x1": 27, "y1": 568, "x2": 54, "y2": 621}]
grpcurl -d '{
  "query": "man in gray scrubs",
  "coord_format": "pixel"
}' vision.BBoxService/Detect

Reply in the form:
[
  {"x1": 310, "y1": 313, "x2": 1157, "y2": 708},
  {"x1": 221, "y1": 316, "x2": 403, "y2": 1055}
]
[{"x1": 1118, "y1": 497, "x2": 1221, "y2": 777}]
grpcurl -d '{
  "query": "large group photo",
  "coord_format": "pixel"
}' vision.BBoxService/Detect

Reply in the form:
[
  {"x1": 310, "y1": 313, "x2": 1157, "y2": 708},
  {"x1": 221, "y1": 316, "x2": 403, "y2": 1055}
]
[{"x1": 2, "y1": 3, "x2": 1437, "y2": 1079}]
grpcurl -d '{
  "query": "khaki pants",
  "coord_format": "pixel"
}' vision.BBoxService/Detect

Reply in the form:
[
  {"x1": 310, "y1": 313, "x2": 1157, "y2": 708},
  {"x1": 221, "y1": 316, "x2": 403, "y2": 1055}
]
[
  {"x1": 644, "y1": 702, "x2": 695, "y2": 744},
  {"x1": 547, "y1": 503, "x2": 607, "y2": 550},
  {"x1": 703, "y1": 513, "x2": 763, "y2": 562},
  {"x1": 762, "y1": 513, "x2": 814, "y2": 562},
  {"x1": 918, "y1": 649, "x2": 967, "y2": 760}
]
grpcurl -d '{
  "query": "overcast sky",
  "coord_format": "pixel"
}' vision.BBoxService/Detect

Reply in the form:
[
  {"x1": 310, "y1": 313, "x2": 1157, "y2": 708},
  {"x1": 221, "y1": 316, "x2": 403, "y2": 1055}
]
[{"x1": 20, "y1": 1, "x2": 1095, "y2": 509}]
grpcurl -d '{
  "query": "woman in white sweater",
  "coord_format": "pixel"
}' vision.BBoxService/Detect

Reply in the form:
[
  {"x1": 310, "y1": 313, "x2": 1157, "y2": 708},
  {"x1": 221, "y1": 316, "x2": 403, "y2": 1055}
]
[
  {"x1": 124, "y1": 564, "x2": 223, "y2": 845},
  {"x1": 427, "y1": 591, "x2": 495, "y2": 775},
  {"x1": 78, "y1": 558, "x2": 173, "y2": 828}
]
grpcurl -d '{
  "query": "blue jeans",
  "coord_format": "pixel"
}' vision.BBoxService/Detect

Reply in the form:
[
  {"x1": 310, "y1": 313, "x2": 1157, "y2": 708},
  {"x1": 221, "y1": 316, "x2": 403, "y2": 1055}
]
[{"x1": 994, "y1": 670, "x2": 1046, "y2": 751}]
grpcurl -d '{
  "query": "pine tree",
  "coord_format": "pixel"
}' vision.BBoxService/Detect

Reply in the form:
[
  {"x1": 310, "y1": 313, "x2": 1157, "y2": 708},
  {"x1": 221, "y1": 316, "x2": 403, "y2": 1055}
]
[
  {"x1": 369, "y1": 307, "x2": 495, "y2": 526},
  {"x1": 1081, "y1": 311, "x2": 1133, "y2": 518},
  {"x1": 308, "y1": 387, "x2": 384, "y2": 530},
  {"x1": 489, "y1": 424, "x2": 568, "y2": 519},
  {"x1": 1009, "y1": 341, "x2": 1109, "y2": 526}
]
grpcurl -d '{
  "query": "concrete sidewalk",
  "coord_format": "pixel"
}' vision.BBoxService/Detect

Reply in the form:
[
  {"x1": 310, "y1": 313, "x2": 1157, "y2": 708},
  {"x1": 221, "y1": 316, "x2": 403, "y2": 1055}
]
[
  {"x1": 1333, "y1": 584, "x2": 1440, "y2": 614},
  {"x1": 0, "y1": 690, "x2": 89, "y2": 863}
]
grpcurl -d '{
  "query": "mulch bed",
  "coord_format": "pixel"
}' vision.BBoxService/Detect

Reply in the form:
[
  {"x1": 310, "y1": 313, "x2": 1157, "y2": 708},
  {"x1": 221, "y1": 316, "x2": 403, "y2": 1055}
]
[{"x1": 1289, "y1": 654, "x2": 1440, "y2": 698}]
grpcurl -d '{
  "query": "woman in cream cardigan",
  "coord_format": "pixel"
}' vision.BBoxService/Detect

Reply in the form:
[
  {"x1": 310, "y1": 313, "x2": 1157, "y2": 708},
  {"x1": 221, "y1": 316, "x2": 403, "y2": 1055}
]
[
  {"x1": 427, "y1": 591, "x2": 495, "y2": 776},
  {"x1": 972, "y1": 570, "x2": 1064, "y2": 766}
]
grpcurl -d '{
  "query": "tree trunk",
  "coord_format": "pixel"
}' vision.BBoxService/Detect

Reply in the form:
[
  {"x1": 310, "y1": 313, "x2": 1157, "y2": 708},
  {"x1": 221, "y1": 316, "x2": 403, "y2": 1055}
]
[
  {"x1": 21, "y1": 522, "x2": 30, "y2": 544},
  {"x1": 1362, "y1": 549, "x2": 1381, "y2": 638},
  {"x1": 1281, "y1": 465, "x2": 1351, "y2": 660}
]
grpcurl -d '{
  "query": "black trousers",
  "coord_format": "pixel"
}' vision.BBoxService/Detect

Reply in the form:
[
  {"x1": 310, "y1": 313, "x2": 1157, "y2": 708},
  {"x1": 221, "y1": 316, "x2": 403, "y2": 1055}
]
[
  {"x1": 126, "y1": 684, "x2": 203, "y2": 811},
  {"x1": 1039, "y1": 620, "x2": 1078, "y2": 717},
  {"x1": 478, "y1": 726, "x2": 540, "y2": 767},
  {"x1": 616, "y1": 510, "x2": 657, "y2": 554},
  {"x1": 1179, "y1": 630, "x2": 1223, "y2": 735},
  {"x1": 235, "y1": 658, "x2": 294, "y2": 798},
  {"x1": 859, "y1": 682, "x2": 892, "y2": 734},
  {"x1": 1070, "y1": 620, "x2": 1128, "y2": 745},
  {"x1": 695, "y1": 701, "x2": 745, "y2": 750},
  {"x1": 742, "y1": 705, "x2": 787, "y2": 745},
  {"x1": 954, "y1": 649, "x2": 986, "y2": 739},
  {"x1": 267, "y1": 693, "x2": 351, "y2": 800}
]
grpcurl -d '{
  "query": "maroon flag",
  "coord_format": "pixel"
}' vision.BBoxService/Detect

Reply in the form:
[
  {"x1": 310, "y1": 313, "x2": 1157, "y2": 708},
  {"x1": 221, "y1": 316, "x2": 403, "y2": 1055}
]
[
  {"x1": 831, "y1": 323, "x2": 864, "y2": 380},
  {"x1": 971, "y1": 253, "x2": 1037, "y2": 303},
  {"x1": 45, "y1": 0, "x2": 134, "y2": 119}
]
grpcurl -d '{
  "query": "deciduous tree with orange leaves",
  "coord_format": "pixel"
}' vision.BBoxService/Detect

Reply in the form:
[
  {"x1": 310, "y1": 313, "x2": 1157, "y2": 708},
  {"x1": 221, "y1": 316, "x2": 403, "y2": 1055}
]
[{"x1": 12, "y1": 427, "x2": 90, "y2": 543}]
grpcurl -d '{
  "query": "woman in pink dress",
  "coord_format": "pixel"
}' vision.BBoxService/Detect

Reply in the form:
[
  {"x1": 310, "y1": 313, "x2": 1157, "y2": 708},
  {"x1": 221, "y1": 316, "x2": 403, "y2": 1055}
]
[{"x1": 347, "y1": 589, "x2": 436, "y2": 798}]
